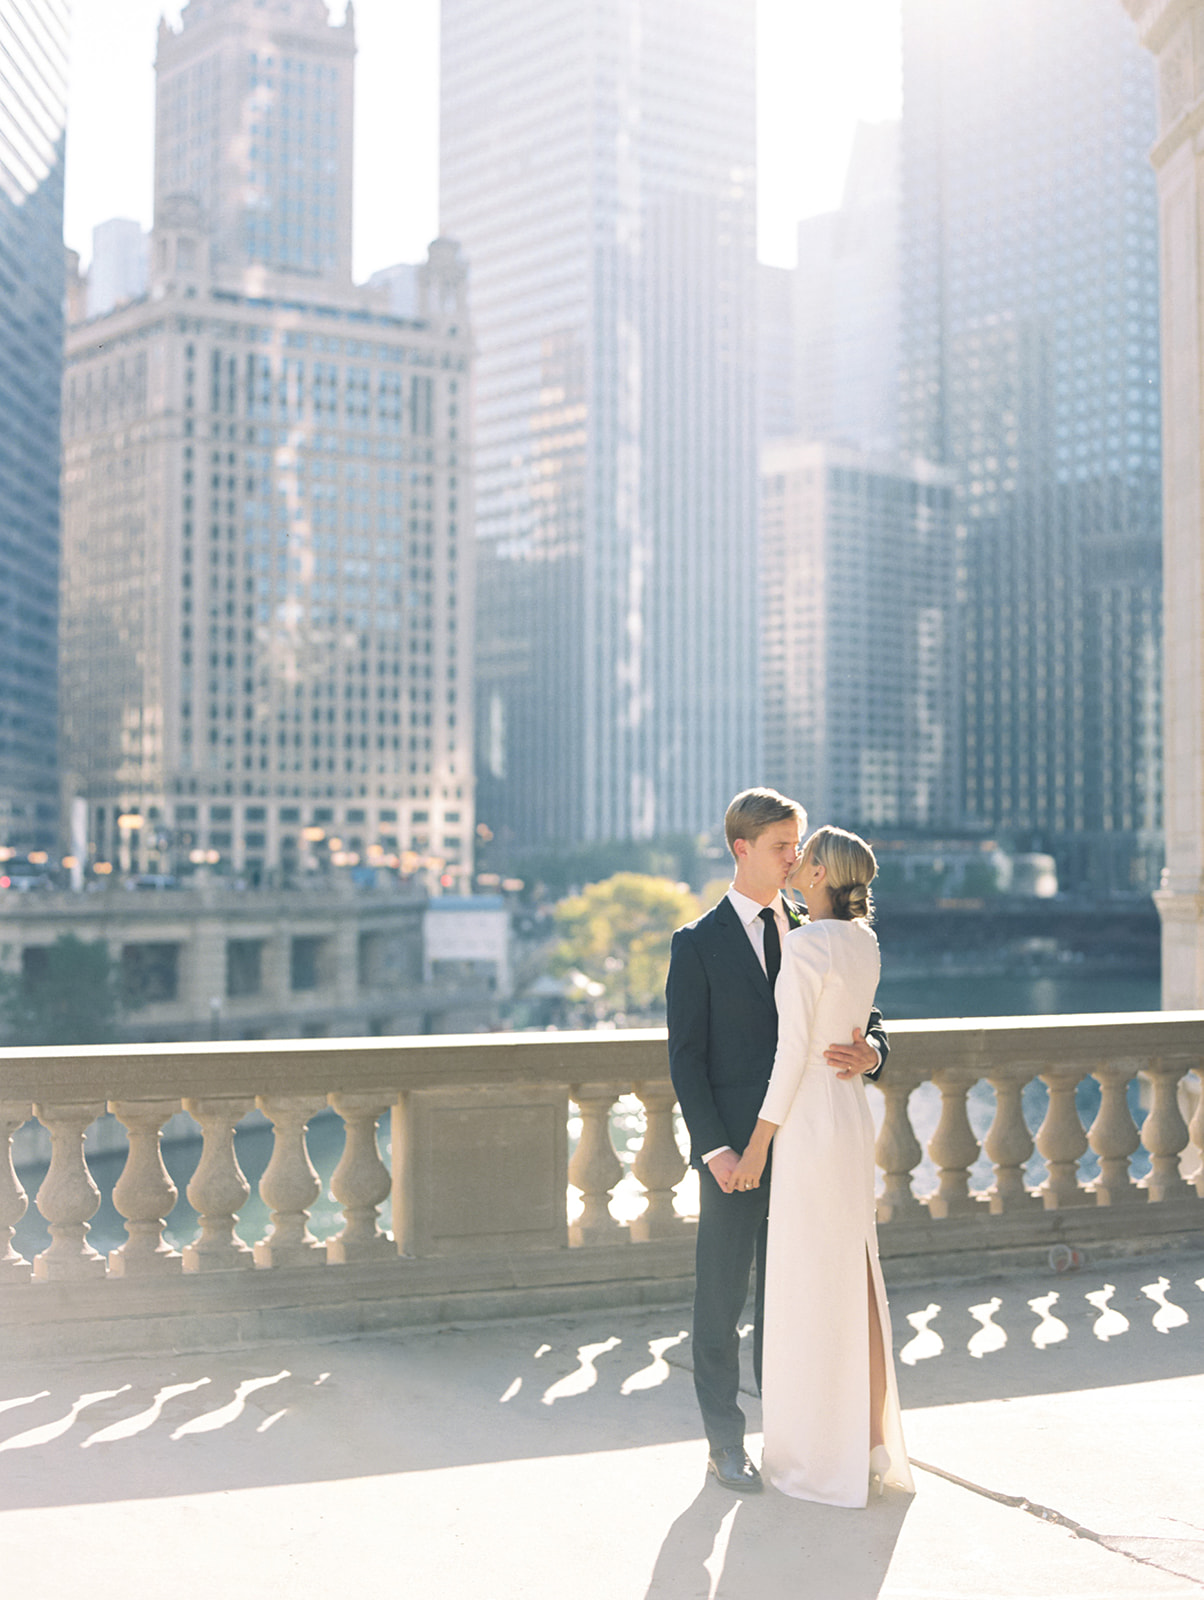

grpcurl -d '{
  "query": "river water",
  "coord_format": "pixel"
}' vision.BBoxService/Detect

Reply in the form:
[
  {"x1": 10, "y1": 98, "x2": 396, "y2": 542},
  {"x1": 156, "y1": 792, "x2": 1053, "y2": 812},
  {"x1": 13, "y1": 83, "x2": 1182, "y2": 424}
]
[{"x1": 875, "y1": 970, "x2": 1160, "y2": 1019}]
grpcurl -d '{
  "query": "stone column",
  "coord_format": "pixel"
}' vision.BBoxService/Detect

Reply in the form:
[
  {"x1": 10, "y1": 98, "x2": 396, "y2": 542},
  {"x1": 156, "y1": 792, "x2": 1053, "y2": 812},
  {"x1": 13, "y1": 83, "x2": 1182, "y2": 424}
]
[
  {"x1": 1124, "y1": 0, "x2": 1204, "y2": 1004},
  {"x1": 568, "y1": 1085, "x2": 626, "y2": 1246},
  {"x1": 0, "y1": 1102, "x2": 33, "y2": 1282},
  {"x1": 264, "y1": 925, "x2": 292, "y2": 1015},
  {"x1": 31, "y1": 1101, "x2": 107, "y2": 1280},
  {"x1": 252, "y1": 1095, "x2": 326, "y2": 1267},
  {"x1": 628, "y1": 1083, "x2": 689, "y2": 1241},
  {"x1": 107, "y1": 1099, "x2": 182, "y2": 1275},
  {"x1": 326, "y1": 1092, "x2": 392, "y2": 1262},
  {"x1": 333, "y1": 915, "x2": 358, "y2": 1010},
  {"x1": 181, "y1": 1096, "x2": 255, "y2": 1271},
  {"x1": 183, "y1": 912, "x2": 227, "y2": 1034}
]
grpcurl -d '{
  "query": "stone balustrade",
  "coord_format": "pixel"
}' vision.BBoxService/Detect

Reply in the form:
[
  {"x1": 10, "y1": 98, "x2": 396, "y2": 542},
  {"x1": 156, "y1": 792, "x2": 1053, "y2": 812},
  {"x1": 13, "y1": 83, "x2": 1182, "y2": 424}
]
[{"x1": 0, "y1": 1013, "x2": 1201, "y2": 1357}]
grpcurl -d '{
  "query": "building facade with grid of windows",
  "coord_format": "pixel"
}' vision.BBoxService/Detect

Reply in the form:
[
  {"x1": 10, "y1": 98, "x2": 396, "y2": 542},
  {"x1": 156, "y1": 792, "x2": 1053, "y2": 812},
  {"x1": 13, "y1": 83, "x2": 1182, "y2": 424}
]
[
  {"x1": 761, "y1": 440, "x2": 957, "y2": 833},
  {"x1": 0, "y1": 0, "x2": 69, "y2": 855},
  {"x1": 901, "y1": 0, "x2": 1163, "y2": 891},
  {"x1": 60, "y1": 0, "x2": 473, "y2": 888},
  {"x1": 442, "y1": 0, "x2": 759, "y2": 849},
  {"x1": 153, "y1": 0, "x2": 354, "y2": 293}
]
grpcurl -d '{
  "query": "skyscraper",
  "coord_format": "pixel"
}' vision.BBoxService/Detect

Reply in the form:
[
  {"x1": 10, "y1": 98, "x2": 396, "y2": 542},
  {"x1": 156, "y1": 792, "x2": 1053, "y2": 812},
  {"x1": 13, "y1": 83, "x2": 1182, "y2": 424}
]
[
  {"x1": 153, "y1": 0, "x2": 354, "y2": 293},
  {"x1": 761, "y1": 440, "x2": 956, "y2": 832},
  {"x1": 0, "y1": 0, "x2": 69, "y2": 855},
  {"x1": 757, "y1": 263, "x2": 796, "y2": 442},
  {"x1": 61, "y1": 1, "x2": 472, "y2": 887},
  {"x1": 86, "y1": 218, "x2": 149, "y2": 320},
  {"x1": 441, "y1": 0, "x2": 759, "y2": 848},
  {"x1": 900, "y1": 0, "x2": 1162, "y2": 891},
  {"x1": 793, "y1": 121, "x2": 900, "y2": 456}
]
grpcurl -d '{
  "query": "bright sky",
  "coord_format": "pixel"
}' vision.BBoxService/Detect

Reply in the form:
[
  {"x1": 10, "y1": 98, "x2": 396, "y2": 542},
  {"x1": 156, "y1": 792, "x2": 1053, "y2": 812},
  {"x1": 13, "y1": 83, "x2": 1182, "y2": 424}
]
[{"x1": 63, "y1": 0, "x2": 902, "y2": 278}]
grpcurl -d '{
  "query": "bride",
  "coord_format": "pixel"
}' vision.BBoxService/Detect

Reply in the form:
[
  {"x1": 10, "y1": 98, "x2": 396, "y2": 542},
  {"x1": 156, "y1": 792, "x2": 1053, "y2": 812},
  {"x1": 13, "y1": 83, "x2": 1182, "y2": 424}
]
[{"x1": 730, "y1": 826, "x2": 914, "y2": 1507}]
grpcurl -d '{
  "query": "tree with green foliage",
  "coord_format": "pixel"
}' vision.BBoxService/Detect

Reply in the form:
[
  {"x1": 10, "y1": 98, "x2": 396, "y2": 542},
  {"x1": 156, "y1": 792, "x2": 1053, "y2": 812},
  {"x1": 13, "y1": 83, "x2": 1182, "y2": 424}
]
[
  {"x1": 0, "y1": 934, "x2": 124, "y2": 1046},
  {"x1": 483, "y1": 832, "x2": 716, "y2": 901},
  {"x1": 550, "y1": 872, "x2": 700, "y2": 1019}
]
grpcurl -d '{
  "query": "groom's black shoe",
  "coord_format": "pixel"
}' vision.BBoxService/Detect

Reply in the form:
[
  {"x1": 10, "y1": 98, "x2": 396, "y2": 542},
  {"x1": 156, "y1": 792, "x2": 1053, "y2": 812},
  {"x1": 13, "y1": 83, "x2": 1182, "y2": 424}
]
[{"x1": 707, "y1": 1447, "x2": 763, "y2": 1493}]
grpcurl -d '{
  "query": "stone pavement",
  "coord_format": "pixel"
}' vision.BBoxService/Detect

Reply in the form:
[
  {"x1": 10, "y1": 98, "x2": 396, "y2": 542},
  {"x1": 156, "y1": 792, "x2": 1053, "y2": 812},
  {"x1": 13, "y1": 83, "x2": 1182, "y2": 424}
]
[{"x1": 1, "y1": 1246, "x2": 1202, "y2": 1600}]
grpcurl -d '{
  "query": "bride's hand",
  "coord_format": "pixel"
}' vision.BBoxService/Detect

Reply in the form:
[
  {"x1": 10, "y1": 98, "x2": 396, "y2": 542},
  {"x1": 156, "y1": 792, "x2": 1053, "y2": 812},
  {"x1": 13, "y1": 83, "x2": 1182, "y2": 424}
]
[{"x1": 730, "y1": 1147, "x2": 766, "y2": 1192}]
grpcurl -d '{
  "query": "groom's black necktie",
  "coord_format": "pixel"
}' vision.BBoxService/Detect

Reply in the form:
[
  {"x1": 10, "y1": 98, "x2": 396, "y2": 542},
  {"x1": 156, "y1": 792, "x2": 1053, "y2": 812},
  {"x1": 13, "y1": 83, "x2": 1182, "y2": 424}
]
[{"x1": 759, "y1": 906, "x2": 781, "y2": 990}]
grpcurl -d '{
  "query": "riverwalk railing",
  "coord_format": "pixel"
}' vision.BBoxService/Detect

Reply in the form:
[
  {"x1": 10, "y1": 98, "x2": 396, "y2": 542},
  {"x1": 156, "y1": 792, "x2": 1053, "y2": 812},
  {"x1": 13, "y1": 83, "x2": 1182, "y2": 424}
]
[{"x1": 1, "y1": 1015, "x2": 1201, "y2": 1356}]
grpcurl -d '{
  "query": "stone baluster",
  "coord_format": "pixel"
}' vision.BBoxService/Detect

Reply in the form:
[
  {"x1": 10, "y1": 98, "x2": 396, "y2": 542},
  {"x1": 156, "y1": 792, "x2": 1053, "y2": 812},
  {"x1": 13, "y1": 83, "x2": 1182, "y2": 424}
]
[
  {"x1": 874, "y1": 1067, "x2": 926, "y2": 1223},
  {"x1": 569, "y1": 1084, "x2": 626, "y2": 1246},
  {"x1": 1188, "y1": 1069, "x2": 1204, "y2": 1198},
  {"x1": 31, "y1": 1101, "x2": 107, "y2": 1281},
  {"x1": 252, "y1": 1095, "x2": 327, "y2": 1267},
  {"x1": 326, "y1": 1093, "x2": 393, "y2": 1263},
  {"x1": 181, "y1": 1097, "x2": 254, "y2": 1271},
  {"x1": 107, "y1": 1100, "x2": 183, "y2": 1276},
  {"x1": 0, "y1": 1101, "x2": 32, "y2": 1283},
  {"x1": 1035, "y1": 1068, "x2": 1091, "y2": 1209},
  {"x1": 1140, "y1": 1058, "x2": 1194, "y2": 1204},
  {"x1": 629, "y1": 1084, "x2": 688, "y2": 1242},
  {"x1": 984, "y1": 1069, "x2": 1036, "y2": 1213},
  {"x1": 926, "y1": 1068, "x2": 983, "y2": 1218},
  {"x1": 1087, "y1": 1060, "x2": 1142, "y2": 1206}
]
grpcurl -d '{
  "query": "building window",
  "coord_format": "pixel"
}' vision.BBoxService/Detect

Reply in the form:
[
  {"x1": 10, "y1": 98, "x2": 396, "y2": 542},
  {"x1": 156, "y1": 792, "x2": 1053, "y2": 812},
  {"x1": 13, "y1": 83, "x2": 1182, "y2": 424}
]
[
  {"x1": 290, "y1": 935, "x2": 326, "y2": 991},
  {"x1": 226, "y1": 938, "x2": 264, "y2": 998},
  {"x1": 121, "y1": 944, "x2": 180, "y2": 1003}
]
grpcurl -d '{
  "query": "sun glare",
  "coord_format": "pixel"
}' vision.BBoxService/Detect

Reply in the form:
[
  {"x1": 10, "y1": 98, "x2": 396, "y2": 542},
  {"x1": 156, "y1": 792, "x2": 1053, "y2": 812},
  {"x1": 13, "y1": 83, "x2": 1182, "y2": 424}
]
[{"x1": 757, "y1": 0, "x2": 903, "y2": 266}]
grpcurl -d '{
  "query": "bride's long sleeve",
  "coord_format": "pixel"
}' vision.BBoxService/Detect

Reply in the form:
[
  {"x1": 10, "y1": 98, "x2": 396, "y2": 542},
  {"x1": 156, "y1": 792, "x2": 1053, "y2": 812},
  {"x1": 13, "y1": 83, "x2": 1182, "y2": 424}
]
[{"x1": 758, "y1": 923, "x2": 831, "y2": 1127}]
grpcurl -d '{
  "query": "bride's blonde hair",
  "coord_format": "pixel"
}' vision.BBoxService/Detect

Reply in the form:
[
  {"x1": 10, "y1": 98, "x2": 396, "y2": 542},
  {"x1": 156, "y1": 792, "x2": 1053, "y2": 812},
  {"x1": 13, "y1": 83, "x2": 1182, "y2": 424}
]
[{"x1": 799, "y1": 826, "x2": 877, "y2": 923}]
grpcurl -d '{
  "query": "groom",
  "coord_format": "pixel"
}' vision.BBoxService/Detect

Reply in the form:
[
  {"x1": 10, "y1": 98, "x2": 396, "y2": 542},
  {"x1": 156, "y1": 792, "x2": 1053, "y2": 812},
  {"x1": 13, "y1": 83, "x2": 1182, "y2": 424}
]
[{"x1": 666, "y1": 787, "x2": 888, "y2": 1492}]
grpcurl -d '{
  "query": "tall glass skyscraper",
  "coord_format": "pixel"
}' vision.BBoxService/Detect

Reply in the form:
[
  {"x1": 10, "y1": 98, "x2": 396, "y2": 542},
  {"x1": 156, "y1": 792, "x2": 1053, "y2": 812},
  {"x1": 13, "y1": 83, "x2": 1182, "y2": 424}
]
[
  {"x1": 0, "y1": 0, "x2": 69, "y2": 854},
  {"x1": 794, "y1": 120, "x2": 900, "y2": 456},
  {"x1": 901, "y1": 0, "x2": 1163, "y2": 891},
  {"x1": 441, "y1": 0, "x2": 758, "y2": 847},
  {"x1": 761, "y1": 441, "x2": 956, "y2": 833}
]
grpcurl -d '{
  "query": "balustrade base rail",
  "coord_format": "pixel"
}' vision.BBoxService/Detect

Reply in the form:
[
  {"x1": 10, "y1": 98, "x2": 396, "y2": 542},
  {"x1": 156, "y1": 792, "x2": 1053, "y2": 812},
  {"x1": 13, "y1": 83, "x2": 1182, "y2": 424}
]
[
  {"x1": 876, "y1": 1197, "x2": 1204, "y2": 1284},
  {"x1": 4, "y1": 1211, "x2": 1202, "y2": 1363},
  {"x1": 0, "y1": 1236, "x2": 700, "y2": 1361},
  {"x1": 1, "y1": 1020, "x2": 1202, "y2": 1360}
]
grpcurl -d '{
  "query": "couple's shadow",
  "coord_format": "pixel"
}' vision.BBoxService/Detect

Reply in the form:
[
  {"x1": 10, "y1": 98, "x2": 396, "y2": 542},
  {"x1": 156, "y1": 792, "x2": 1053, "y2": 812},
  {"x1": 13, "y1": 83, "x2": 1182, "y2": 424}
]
[{"x1": 644, "y1": 1476, "x2": 910, "y2": 1600}]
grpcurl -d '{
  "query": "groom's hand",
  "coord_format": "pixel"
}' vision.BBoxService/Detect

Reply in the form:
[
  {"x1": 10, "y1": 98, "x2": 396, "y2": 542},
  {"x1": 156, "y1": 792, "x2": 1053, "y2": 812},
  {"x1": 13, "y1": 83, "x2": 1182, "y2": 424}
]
[
  {"x1": 826, "y1": 1027, "x2": 879, "y2": 1080},
  {"x1": 707, "y1": 1149, "x2": 740, "y2": 1193}
]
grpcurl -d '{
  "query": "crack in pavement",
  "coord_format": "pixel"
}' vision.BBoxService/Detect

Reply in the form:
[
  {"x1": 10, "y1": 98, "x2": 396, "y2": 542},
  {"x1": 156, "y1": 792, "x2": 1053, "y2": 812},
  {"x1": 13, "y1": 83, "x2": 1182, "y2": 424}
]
[{"x1": 910, "y1": 1457, "x2": 1204, "y2": 1590}]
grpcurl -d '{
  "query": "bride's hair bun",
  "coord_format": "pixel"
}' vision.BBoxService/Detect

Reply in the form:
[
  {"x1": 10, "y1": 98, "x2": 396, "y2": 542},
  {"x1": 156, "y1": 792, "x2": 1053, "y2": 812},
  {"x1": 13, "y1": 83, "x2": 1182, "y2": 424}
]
[{"x1": 801, "y1": 827, "x2": 877, "y2": 923}]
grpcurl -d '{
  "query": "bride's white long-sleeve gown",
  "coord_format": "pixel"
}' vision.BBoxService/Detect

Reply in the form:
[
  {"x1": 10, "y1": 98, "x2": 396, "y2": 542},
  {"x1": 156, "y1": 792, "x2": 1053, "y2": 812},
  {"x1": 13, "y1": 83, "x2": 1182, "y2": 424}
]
[{"x1": 758, "y1": 918, "x2": 915, "y2": 1506}]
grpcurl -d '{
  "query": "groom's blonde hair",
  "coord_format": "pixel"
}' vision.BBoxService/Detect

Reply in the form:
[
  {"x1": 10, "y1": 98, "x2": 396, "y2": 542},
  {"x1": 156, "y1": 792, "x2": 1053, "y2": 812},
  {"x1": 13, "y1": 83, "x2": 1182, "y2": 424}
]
[{"x1": 724, "y1": 788, "x2": 807, "y2": 856}]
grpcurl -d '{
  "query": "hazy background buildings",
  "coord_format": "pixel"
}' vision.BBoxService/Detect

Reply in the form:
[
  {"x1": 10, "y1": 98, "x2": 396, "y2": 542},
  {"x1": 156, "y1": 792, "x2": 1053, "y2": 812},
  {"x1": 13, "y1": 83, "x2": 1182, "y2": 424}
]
[
  {"x1": 60, "y1": 0, "x2": 473, "y2": 891},
  {"x1": 85, "y1": 217, "x2": 149, "y2": 320},
  {"x1": 899, "y1": 0, "x2": 1162, "y2": 893},
  {"x1": 0, "y1": 0, "x2": 1174, "y2": 1036},
  {"x1": 0, "y1": 0, "x2": 68, "y2": 858},
  {"x1": 761, "y1": 441, "x2": 956, "y2": 833},
  {"x1": 443, "y1": 0, "x2": 759, "y2": 851},
  {"x1": 791, "y1": 120, "x2": 900, "y2": 457},
  {"x1": 756, "y1": 0, "x2": 1162, "y2": 893}
]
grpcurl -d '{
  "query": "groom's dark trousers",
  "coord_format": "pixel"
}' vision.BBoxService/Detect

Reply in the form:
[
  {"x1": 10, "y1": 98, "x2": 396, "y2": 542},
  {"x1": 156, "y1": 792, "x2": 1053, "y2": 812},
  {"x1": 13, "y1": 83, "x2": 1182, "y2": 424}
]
[{"x1": 666, "y1": 893, "x2": 887, "y2": 1452}]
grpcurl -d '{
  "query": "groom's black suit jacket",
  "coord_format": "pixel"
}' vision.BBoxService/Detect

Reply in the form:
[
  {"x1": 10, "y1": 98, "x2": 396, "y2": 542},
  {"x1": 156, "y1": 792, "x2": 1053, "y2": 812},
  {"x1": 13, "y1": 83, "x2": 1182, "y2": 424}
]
[{"x1": 666, "y1": 894, "x2": 887, "y2": 1167}]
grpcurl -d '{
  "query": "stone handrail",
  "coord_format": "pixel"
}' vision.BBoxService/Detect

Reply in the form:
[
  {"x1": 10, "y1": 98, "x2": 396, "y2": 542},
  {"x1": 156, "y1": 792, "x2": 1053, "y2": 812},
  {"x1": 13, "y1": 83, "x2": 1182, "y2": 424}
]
[{"x1": 1, "y1": 1014, "x2": 1202, "y2": 1354}]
